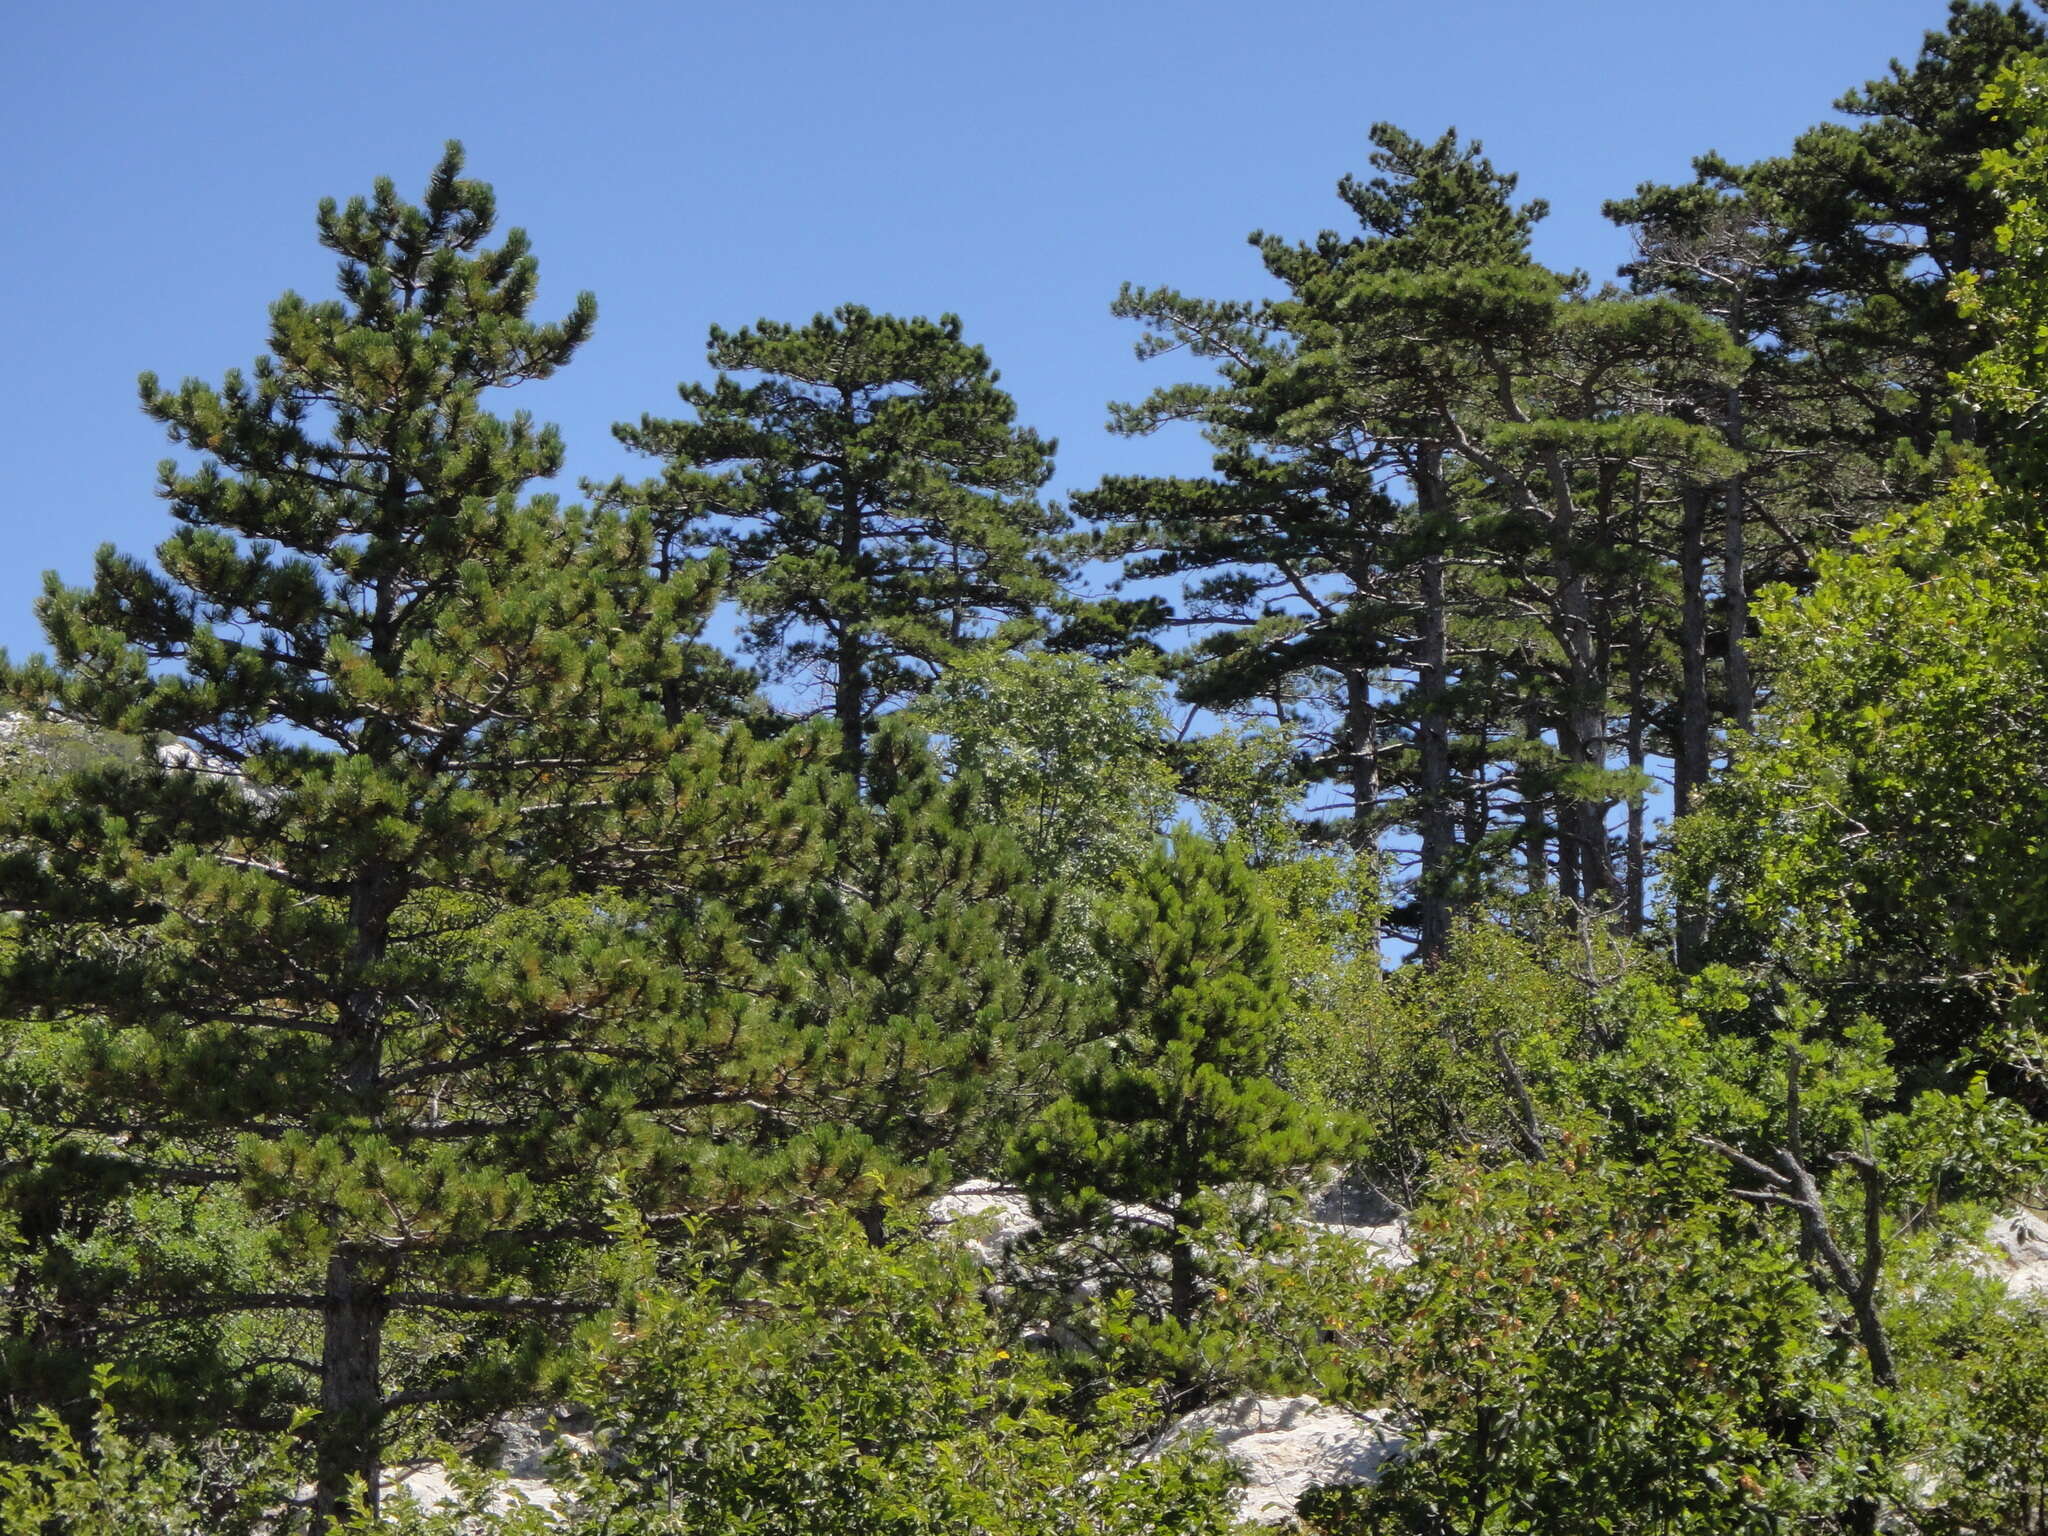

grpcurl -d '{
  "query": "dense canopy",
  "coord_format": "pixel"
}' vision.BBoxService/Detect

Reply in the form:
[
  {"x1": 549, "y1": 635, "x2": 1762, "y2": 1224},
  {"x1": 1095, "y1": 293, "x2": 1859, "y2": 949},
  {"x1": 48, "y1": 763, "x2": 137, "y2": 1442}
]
[{"x1": 6, "y1": 8, "x2": 2048, "y2": 1531}]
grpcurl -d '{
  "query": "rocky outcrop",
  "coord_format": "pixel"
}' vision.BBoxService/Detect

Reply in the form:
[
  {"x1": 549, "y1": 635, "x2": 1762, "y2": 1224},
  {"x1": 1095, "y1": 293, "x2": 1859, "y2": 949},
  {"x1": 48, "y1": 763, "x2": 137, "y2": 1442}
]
[
  {"x1": 1982, "y1": 1209, "x2": 2048, "y2": 1297},
  {"x1": 380, "y1": 1406, "x2": 595, "y2": 1523},
  {"x1": 926, "y1": 1179, "x2": 1038, "y2": 1265},
  {"x1": 386, "y1": 1462, "x2": 560, "y2": 1520},
  {"x1": 1304, "y1": 1220, "x2": 1412, "y2": 1267},
  {"x1": 925, "y1": 1178, "x2": 1413, "y2": 1270},
  {"x1": 1149, "y1": 1394, "x2": 1410, "y2": 1526}
]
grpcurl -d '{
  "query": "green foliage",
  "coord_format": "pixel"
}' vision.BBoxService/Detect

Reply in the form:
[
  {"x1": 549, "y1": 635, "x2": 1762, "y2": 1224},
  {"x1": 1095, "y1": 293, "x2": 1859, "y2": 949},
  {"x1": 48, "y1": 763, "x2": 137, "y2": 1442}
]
[
  {"x1": 1089, "y1": 120, "x2": 1748, "y2": 948},
  {"x1": 0, "y1": 1368, "x2": 300, "y2": 1536},
  {"x1": 1672, "y1": 476, "x2": 2048, "y2": 1067},
  {"x1": 908, "y1": 649, "x2": 1177, "y2": 900},
  {"x1": 1746, "y1": 0, "x2": 2044, "y2": 458},
  {"x1": 1294, "y1": 921, "x2": 1599, "y2": 1206},
  {"x1": 15, "y1": 26, "x2": 2048, "y2": 1536},
  {"x1": 1675, "y1": 52, "x2": 2048, "y2": 1080},
  {"x1": 1009, "y1": 836, "x2": 1361, "y2": 1381},
  {"x1": 0, "y1": 717, "x2": 139, "y2": 785},
  {"x1": 607, "y1": 305, "x2": 1067, "y2": 771},
  {"x1": 1912, "y1": 1295, "x2": 2048, "y2": 1531},
  {"x1": 0, "y1": 145, "x2": 827, "y2": 1518},
  {"x1": 553, "y1": 1214, "x2": 1241, "y2": 1536},
  {"x1": 1303, "y1": 1154, "x2": 1865, "y2": 1533},
  {"x1": 772, "y1": 723, "x2": 1073, "y2": 1188}
]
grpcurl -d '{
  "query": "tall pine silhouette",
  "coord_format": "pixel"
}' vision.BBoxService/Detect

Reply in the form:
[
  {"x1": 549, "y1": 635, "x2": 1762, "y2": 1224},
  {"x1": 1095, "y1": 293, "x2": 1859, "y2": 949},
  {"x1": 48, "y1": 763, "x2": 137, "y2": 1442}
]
[
  {"x1": 0, "y1": 146, "x2": 816, "y2": 1523},
  {"x1": 605, "y1": 306, "x2": 1067, "y2": 773}
]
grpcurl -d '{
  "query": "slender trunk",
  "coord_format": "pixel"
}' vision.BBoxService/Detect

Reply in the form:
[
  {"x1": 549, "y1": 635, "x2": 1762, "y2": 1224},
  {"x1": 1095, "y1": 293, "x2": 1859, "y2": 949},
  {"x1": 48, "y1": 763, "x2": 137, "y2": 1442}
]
[
  {"x1": 313, "y1": 545, "x2": 406, "y2": 1525},
  {"x1": 834, "y1": 625, "x2": 865, "y2": 777},
  {"x1": 1555, "y1": 577, "x2": 1611, "y2": 904},
  {"x1": 1520, "y1": 678, "x2": 1548, "y2": 895},
  {"x1": 1556, "y1": 820, "x2": 1580, "y2": 906},
  {"x1": 1168, "y1": 1225, "x2": 1200, "y2": 1328},
  {"x1": 1168, "y1": 1163, "x2": 1204, "y2": 1384},
  {"x1": 1625, "y1": 623, "x2": 1647, "y2": 938},
  {"x1": 835, "y1": 401, "x2": 869, "y2": 777},
  {"x1": 1540, "y1": 453, "x2": 1612, "y2": 906},
  {"x1": 1723, "y1": 387, "x2": 1753, "y2": 736},
  {"x1": 1463, "y1": 763, "x2": 1487, "y2": 857},
  {"x1": 655, "y1": 536, "x2": 685, "y2": 728},
  {"x1": 315, "y1": 1252, "x2": 387, "y2": 1525},
  {"x1": 1415, "y1": 455, "x2": 1453, "y2": 962},
  {"x1": 1343, "y1": 671, "x2": 1379, "y2": 857},
  {"x1": 315, "y1": 866, "x2": 397, "y2": 1525},
  {"x1": 1675, "y1": 487, "x2": 1712, "y2": 968},
  {"x1": 1947, "y1": 236, "x2": 1981, "y2": 449},
  {"x1": 1675, "y1": 488, "x2": 1711, "y2": 814}
]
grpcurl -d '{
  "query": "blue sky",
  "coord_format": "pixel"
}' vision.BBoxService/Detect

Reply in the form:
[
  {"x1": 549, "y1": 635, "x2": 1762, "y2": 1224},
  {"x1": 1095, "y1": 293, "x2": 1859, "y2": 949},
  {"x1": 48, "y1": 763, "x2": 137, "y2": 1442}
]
[{"x1": 2, "y1": 0, "x2": 1953, "y2": 664}]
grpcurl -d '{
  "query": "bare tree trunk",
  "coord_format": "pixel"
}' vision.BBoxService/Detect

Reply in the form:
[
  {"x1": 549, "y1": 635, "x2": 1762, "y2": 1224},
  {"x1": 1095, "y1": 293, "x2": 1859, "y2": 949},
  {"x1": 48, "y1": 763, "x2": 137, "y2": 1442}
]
[
  {"x1": 1674, "y1": 487, "x2": 1712, "y2": 968},
  {"x1": 1415, "y1": 455, "x2": 1454, "y2": 962},
  {"x1": 1625, "y1": 624, "x2": 1647, "y2": 939},
  {"x1": 1723, "y1": 388, "x2": 1754, "y2": 736},
  {"x1": 835, "y1": 445, "x2": 870, "y2": 776},
  {"x1": 1676, "y1": 487, "x2": 1712, "y2": 813},
  {"x1": 1344, "y1": 670, "x2": 1380, "y2": 857},
  {"x1": 1520, "y1": 679, "x2": 1549, "y2": 895},
  {"x1": 1541, "y1": 455, "x2": 1612, "y2": 907},
  {"x1": 315, "y1": 865, "x2": 399, "y2": 1526},
  {"x1": 1555, "y1": 618, "x2": 1612, "y2": 904},
  {"x1": 834, "y1": 625, "x2": 866, "y2": 777},
  {"x1": 315, "y1": 1253, "x2": 387, "y2": 1526},
  {"x1": 1698, "y1": 1048, "x2": 1900, "y2": 1395}
]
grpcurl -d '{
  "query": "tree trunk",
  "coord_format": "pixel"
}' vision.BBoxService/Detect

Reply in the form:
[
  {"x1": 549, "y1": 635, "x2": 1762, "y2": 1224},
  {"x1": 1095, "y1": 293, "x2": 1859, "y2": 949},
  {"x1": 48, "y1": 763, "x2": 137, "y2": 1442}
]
[
  {"x1": 1415, "y1": 456, "x2": 1454, "y2": 962},
  {"x1": 315, "y1": 1252, "x2": 387, "y2": 1526},
  {"x1": 1676, "y1": 487, "x2": 1711, "y2": 969},
  {"x1": 1625, "y1": 621, "x2": 1647, "y2": 938},
  {"x1": 1555, "y1": 587, "x2": 1612, "y2": 905},
  {"x1": 834, "y1": 625, "x2": 866, "y2": 777},
  {"x1": 1540, "y1": 455, "x2": 1612, "y2": 906},
  {"x1": 1344, "y1": 670, "x2": 1380, "y2": 858},
  {"x1": 315, "y1": 851, "x2": 399, "y2": 1526},
  {"x1": 1520, "y1": 678, "x2": 1548, "y2": 896},
  {"x1": 1675, "y1": 488, "x2": 1711, "y2": 813},
  {"x1": 836, "y1": 448, "x2": 869, "y2": 776},
  {"x1": 1722, "y1": 388, "x2": 1754, "y2": 736}
]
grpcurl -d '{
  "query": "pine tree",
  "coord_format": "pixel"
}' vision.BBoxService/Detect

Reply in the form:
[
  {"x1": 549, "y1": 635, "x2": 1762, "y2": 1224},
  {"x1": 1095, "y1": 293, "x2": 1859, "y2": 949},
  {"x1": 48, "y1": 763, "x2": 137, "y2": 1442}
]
[
  {"x1": 1748, "y1": 0, "x2": 2045, "y2": 458},
  {"x1": 768, "y1": 721, "x2": 1075, "y2": 1199},
  {"x1": 1008, "y1": 837, "x2": 1355, "y2": 1339},
  {"x1": 0, "y1": 146, "x2": 819, "y2": 1524},
  {"x1": 1089, "y1": 128, "x2": 1741, "y2": 950},
  {"x1": 605, "y1": 306, "x2": 1068, "y2": 773}
]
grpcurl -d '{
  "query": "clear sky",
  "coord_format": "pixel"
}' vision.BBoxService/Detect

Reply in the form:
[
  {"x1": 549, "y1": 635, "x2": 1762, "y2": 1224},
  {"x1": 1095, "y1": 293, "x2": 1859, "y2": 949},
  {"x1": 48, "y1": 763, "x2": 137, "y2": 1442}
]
[{"x1": 1, "y1": 0, "x2": 1955, "y2": 663}]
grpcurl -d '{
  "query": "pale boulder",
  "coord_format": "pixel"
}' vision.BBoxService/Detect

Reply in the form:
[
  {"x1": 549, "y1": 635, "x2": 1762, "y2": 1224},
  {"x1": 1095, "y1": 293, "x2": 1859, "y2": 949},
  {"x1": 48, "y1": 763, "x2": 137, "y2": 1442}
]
[
  {"x1": 1983, "y1": 1210, "x2": 2048, "y2": 1298},
  {"x1": 1150, "y1": 1394, "x2": 1409, "y2": 1525}
]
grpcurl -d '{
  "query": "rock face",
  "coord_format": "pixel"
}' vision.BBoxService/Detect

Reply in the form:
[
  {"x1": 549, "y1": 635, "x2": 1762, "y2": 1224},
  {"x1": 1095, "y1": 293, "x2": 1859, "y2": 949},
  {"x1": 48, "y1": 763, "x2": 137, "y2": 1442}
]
[
  {"x1": 1150, "y1": 1394, "x2": 1410, "y2": 1526},
  {"x1": 1307, "y1": 1220, "x2": 1413, "y2": 1268},
  {"x1": 1983, "y1": 1210, "x2": 2048, "y2": 1298},
  {"x1": 386, "y1": 1462, "x2": 560, "y2": 1519},
  {"x1": 926, "y1": 1178, "x2": 1039, "y2": 1265},
  {"x1": 381, "y1": 1406, "x2": 595, "y2": 1521},
  {"x1": 926, "y1": 1178, "x2": 1412, "y2": 1270}
]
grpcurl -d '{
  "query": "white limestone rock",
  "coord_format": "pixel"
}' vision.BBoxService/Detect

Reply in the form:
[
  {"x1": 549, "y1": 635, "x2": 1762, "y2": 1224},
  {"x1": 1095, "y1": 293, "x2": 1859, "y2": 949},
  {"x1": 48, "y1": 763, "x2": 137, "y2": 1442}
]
[
  {"x1": 363, "y1": 1406, "x2": 596, "y2": 1526},
  {"x1": 1983, "y1": 1209, "x2": 2048, "y2": 1298},
  {"x1": 481, "y1": 1405, "x2": 598, "y2": 1478},
  {"x1": 385, "y1": 1462, "x2": 562, "y2": 1520},
  {"x1": 929, "y1": 1178, "x2": 1413, "y2": 1272},
  {"x1": 1150, "y1": 1394, "x2": 1410, "y2": 1526},
  {"x1": 1307, "y1": 1220, "x2": 1414, "y2": 1269},
  {"x1": 927, "y1": 1179, "x2": 1039, "y2": 1264}
]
